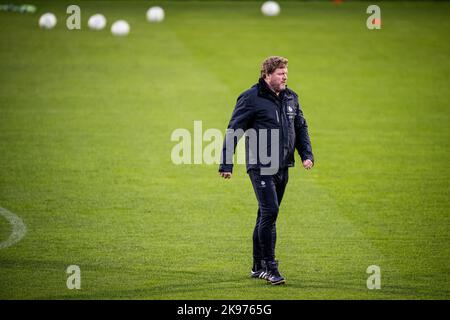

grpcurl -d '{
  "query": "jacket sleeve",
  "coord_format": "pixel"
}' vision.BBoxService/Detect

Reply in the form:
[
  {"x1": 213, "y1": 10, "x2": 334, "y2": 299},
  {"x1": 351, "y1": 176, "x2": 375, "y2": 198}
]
[
  {"x1": 294, "y1": 99, "x2": 314, "y2": 163},
  {"x1": 219, "y1": 94, "x2": 254, "y2": 173}
]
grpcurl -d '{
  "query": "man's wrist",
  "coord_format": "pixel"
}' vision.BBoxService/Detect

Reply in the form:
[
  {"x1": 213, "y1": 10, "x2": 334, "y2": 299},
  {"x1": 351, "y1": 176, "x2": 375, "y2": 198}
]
[{"x1": 219, "y1": 164, "x2": 233, "y2": 173}]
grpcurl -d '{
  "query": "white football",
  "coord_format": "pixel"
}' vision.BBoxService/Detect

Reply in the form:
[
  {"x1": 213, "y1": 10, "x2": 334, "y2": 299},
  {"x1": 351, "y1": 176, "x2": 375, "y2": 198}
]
[
  {"x1": 39, "y1": 12, "x2": 57, "y2": 29},
  {"x1": 146, "y1": 6, "x2": 165, "y2": 23},
  {"x1": 88, "y1": 14, "x2": 107, "y2": 30},
  {"x1": 111, "y1": 20, "x2": 130, "y2": 36},
  {"x1": 261, "y1": 1, "x2": 280, "y2": 17}
]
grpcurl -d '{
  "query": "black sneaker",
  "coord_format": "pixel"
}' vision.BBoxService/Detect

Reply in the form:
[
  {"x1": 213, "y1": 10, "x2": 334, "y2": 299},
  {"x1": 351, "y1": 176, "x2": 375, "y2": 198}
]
[
  {"x1": 251, "y1": 268, "x2": 268, "y2": 279},
  {"x1": 250, "y1": 260, "x2": 267, "y2": 279},
  {"x1": 265, "y1": 260, "x2": 285, "y2": 285}
]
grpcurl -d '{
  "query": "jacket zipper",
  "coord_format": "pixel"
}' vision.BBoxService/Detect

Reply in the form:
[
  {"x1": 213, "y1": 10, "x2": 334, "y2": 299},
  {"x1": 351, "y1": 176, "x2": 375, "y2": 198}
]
[
  {"x1": 276, "y1": 110, "x2": 280, "y2": 123},
  {"x1": 279, "y1": 102, "x2": 285, "y2": 169}
]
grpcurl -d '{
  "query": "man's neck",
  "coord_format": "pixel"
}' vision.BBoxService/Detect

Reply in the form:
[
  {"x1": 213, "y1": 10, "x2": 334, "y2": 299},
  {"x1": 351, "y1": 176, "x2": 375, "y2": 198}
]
[{"x1": 264, "y1": 79, "x2": 280, "y2": 96}]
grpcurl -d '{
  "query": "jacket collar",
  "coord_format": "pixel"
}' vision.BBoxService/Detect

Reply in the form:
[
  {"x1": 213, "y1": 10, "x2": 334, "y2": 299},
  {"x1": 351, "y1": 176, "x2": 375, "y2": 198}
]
[{"x1": 257, "y1": 78, "x2": 291, "y2": 101}]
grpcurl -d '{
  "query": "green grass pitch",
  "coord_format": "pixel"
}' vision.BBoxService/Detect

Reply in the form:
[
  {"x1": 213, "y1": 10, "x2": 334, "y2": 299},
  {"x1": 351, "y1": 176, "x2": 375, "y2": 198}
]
[{"x1": 0, "y1": 0, "x2": 449, "y2": 299}]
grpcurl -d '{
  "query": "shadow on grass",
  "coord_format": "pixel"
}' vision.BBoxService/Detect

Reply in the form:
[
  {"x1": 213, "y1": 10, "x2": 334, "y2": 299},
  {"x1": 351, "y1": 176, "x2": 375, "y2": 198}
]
[
  {"x1": 2, "y1": 259, "x2": 448, "y2": 299},
  {"x1": 33, "y1": 270, "x2": 292, "y2": 299}
]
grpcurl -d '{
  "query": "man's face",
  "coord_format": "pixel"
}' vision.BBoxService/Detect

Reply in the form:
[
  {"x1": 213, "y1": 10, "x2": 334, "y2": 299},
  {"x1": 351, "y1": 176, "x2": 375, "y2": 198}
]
[{"x1": 266, "y1": 67, "x2": 288, "y2": 93}]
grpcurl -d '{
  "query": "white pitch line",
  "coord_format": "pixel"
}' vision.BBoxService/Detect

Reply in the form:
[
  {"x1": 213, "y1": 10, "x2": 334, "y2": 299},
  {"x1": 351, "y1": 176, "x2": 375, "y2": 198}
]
[{"x1": 0, "y1": 207, "x2": 27, "y2": 249}]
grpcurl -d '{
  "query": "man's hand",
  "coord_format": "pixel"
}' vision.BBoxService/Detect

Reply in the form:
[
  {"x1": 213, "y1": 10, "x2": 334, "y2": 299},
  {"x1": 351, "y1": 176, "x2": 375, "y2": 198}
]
[
  {"x1": 219, "y1": 172, "x2": 232, "y2": 179},
  {"x1": 302, "y1": 159, "x2": 314, "y2": 170}
]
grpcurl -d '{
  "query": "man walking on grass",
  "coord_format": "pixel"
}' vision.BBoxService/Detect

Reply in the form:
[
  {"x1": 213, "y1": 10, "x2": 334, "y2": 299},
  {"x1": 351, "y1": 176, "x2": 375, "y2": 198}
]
[{"x1": 219, "y1": 56, "x2": 314, "y2": 285}]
